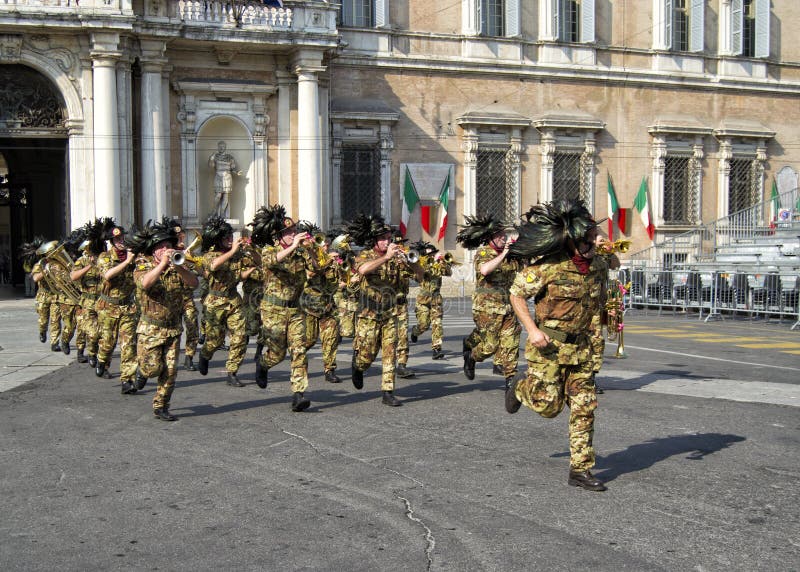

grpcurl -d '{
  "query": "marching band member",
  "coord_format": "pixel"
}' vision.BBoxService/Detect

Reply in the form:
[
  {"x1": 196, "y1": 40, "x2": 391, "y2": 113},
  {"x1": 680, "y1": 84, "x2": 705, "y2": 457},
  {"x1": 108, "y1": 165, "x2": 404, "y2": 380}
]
[
  {"x1": 250, "y1": 205, "x2": 314, "y2": 412},
  {"x1": 96, "y1": 224, "x2": 139, "y2": 392},
  {"x1": 505, "y1": 199, "x2": 608, "y2": 492},
  {"x1": 197, "y1": 214, "x2": 253, "y2": 388},
  {"x1": 239, "y1": 228, "x2": 264, "y2": 363},
  {"x1": 130, "y1": 220, "x2": 198, "y2": 421},
  {"x1": 391, "y1": 229, "x2": 418, "y2": 379},
  {"x1": 347, "y1": 214, "x2": 421, "y2": 407},
  {"x1": 456, "y1": 214, "x2": 522, "y2": 390},
  {"x1": 20, "y1": 237, "x2": 59, "y2": 348},
  {"x1": 409, "y1": 240, "x2": 452, "y2": 360}
]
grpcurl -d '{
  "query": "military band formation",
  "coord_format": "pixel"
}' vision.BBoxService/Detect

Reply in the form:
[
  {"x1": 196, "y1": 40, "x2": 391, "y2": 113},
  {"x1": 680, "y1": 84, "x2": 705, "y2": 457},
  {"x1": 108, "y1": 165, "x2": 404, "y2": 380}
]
[{"x1": 20, "y1": 199, "x2": 622, "y2": 492}]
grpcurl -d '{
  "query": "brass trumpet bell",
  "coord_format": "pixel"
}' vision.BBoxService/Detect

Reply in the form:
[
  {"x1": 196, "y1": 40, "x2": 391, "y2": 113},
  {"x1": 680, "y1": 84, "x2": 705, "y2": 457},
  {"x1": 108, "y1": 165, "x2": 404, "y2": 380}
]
[
  {"x1": 170, "y1": 251, "x2": 186, "y2": 266},
  {"x1": 313, "y1": 233, "x2": 327, "y2": 247},
  {"x1": 405, "y1": 248, "x2": 420, "y2": 264},
  {"x1": 184, "y1": 230, "x2": 202, "y2": 254},
  {"x1": 330, "y1": 234, "x2": 350, "y2": 252}
]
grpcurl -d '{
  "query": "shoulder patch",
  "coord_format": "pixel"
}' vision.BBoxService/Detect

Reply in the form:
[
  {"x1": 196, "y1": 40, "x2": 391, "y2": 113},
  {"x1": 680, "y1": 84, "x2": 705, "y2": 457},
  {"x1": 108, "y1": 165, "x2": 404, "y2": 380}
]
[{"x1": 526, "y1": 274, "x2": 534, "y2": 283}]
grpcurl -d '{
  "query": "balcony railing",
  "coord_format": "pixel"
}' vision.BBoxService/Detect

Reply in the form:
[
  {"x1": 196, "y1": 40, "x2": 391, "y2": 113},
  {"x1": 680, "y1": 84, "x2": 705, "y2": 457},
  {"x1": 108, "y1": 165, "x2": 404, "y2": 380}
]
[
  {"x1": 0, "y1": 0, "x2": 131, "y2": 12},
  {"x1": 177, "y1": 1, "x2": 292, "y2": 29}
]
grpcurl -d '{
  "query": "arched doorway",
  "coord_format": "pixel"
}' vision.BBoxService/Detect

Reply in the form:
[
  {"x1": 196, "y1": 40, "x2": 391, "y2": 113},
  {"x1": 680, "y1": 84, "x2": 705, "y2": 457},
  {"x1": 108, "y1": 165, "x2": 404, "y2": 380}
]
[{"x1": 0, "y1": 64, "x2": 68, "y2": 288}]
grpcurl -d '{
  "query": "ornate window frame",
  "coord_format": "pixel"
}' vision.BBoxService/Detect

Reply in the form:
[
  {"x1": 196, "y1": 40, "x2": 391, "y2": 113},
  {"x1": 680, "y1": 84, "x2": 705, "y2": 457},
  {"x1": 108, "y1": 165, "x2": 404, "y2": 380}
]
[
  {"x1": 713, "y1": 121, "x2": 774, "y2": 218},
  {"x1": 648, "y1": 120, "x2": 712, "y2": 229},
  {"x1": 456, "y1": 111, "x2": 530, "y2": 223},
  {"x1": 330, "y1": 98, "x2": 398, "y2": 226},
  {"x1": 533, "y1": 113, "x2": 604, "y2": 209}
]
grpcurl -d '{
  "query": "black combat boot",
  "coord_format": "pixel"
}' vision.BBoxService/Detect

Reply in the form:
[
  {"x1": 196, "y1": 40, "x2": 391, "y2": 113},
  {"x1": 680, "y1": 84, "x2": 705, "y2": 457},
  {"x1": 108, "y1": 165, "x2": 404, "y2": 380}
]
[
  {"x1": 325, "y1": 370, "x2": 342, "y2": 383},
  {"x1": 505, "y1": 377, "x2": 522, "y2": 414},
  {"x1": 153, "y1": 407, "x2": 177, "y2": 422},
  {"x1": 135, "y1": 369, "x2": 148, "y2": 391},
  {"x1": 395, "y1": 364, "x2": 415, "y2": 379},
  {"x1": 255, "y1": 360, "x2": 269, "y2": 389},
  {"x1": 198, "y1": 354, "x2": 209, "y2": 376},
  {"x1": 291, "y1": 392, "x2": 311, "y2": 412},
  {"x1": 382, "y1": 391, "x2": 402, "y2": 407},
  {"x1": 95, "y1": 361, "x2": 106, "y2": 378},
  {"x1": 492, "y1": 364, "x2": 503, "y2": 376},
  {"x1": 227, "y1": 371, "x2": 244, "y2": 387},
  {"x1": 431, "y1": 348, "x2": 445, "y2": 360},
  {"x1": 76, "y1": 348, "x2": 88, "y2": 363},
  {"x1": 463, "y1": 349, "x2": 475, "y2": 380},
  {"x1": 51, "y1": 343, "x2": 61, "y2": 352},
  {"x1": 184, "y1": 355, "x2": 196, "y2": 371},
  {"x1": 39, "y1": 331, "x2": 47, "y2": 343},
  {"x1": 61, "y1": 341, "x2": 70, "y2": 355},
  {"x1": 351, "y1": 366, "x2": 364, "y2": 390},
  {"x1": 198, "y1": 333, "x2": 206, "y2": 345},
  {"x1": 254, "y1": 343, "x2": 264, "y2": 363},
  {"x1": 120, "y1": 381, "x2": 137, "y2": 395},
  {"x1": 88, "y1": 354, "x2": 97, "y2": 368},
  {"x1": 568, "y1": 470, "x2": 607, "y2": 492},
  {"x1": 410, "y1": 328, "x2": 418, "y2": 343}
]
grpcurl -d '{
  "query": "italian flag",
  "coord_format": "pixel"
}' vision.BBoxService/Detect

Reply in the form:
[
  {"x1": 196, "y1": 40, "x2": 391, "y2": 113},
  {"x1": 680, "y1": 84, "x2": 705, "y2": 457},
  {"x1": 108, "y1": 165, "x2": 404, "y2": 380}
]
[
  {"x1": 634, "y1": 176, "x2": 655, "y2": 240},
  {"x1": 607, "y1": 173, "x2": 626, "y2": 238},
  {"x1": 436, "y1": 171, "x2": 450, "y2": 242},
  {"x1": 400, "y1": 166, "x2": 419, "y2": 236}
]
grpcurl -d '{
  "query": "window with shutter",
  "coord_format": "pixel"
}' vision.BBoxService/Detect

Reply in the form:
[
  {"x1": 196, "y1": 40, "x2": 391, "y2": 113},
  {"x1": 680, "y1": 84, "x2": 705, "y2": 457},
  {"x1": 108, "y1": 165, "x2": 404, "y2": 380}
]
[
  {"x1": 754, "y1": 0, "x2": 770, "y2": 58},
  {"x1": 689, "y1": 0, "x2": 704, "y2": 53},
  {"x1": 731, "y1": 0, "x2": 744, "y2": 55}
]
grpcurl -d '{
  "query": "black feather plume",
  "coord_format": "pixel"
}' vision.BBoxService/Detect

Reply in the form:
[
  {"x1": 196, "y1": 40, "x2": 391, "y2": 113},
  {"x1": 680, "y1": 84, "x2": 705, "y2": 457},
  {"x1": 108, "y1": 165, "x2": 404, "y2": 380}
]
[
  {"x1": 346, "y1": 213, "x2": 390, "y2": 247},
  {"x1": 249, "y1": 204, "x2": 288, "y2": 247},
  {"x1": 202, "y1": 214, "x2": 233, "y2": 251},
  {"x1": 509, "y1": 199, "x2": 596, "y2": 260},
  {"x1": 455, "y1": 214, "x2": 505, "y2": 250},
  {"x1": 126, "y1": 220, "x2": 157, "y2": 255},
  {"x1": 18, "y1": 235, "x2": 47, "y2": 268}
]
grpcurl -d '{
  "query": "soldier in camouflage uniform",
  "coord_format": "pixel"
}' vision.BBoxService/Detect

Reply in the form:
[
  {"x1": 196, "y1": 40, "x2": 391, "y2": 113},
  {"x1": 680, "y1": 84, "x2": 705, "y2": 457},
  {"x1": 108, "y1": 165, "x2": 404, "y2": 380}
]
[
  {"x1": 197, "y1": 215, "x2": 254, "y2": 387},
  {"x1": 391, "y1": 230, "x2": 419, "y2": 379},
  {"x1": 165, "y1": 219, "x2": 202, "y2": 372},
  {"x1": 20, "y1": 237, "x2": 57, "y2": 346},
  {"x1": 348, "y1": 214, "x2": 422, "y2": 407},
  {"x1": 409, "y1": 241, "x2": 453, "y2": 360},
  {"x1": 251, "y1": 205, "x2": 314, "y2": 412},
  {"x1": 456, "y1": 214, "x2": 522, "y2": 389},
  {"x1": 96, "y1": 225, "x2": 139, "y2": 391},
  {"x1": 70, "y1": 219, "x2": 109, "y2": 366},
  {"x1": 297, "y1": 223, "x2": 342, "y2": 384},
  {"x1": 239, "y1": 228, "x2": 264, "y2": 362},
  {"x1": 505, "y1": 199, "x2": 608, "y2": 492},
  {"x1": 131, "y1": 220, "x2": 199, "y2": 420}
]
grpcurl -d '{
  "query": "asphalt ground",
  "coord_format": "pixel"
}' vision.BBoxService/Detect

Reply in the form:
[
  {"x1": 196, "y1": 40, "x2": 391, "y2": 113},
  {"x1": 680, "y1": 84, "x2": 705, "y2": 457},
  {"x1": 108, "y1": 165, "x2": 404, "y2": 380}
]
[{"x1": 1, "y1": 298, "x2": 799, "y2": 571}]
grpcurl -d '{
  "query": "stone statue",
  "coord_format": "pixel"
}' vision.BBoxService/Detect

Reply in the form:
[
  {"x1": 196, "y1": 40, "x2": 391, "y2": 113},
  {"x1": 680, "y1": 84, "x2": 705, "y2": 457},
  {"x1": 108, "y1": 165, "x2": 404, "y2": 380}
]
[{"x1": 208, "y1": 140, "x2": 241, "y2": 219}]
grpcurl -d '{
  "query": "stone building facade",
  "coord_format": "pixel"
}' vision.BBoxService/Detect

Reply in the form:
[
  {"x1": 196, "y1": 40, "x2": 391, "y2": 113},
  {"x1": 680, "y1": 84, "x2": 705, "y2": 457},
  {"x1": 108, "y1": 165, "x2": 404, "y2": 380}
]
[{"x1": 0, "y1": 0, "x2": 798, "y2": 284}]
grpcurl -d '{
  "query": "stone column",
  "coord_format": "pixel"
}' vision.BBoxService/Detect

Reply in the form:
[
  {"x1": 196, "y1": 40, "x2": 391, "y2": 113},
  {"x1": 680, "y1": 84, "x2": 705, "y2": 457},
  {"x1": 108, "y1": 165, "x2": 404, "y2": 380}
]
[
  {"x1": 91, "y1": 34, "x2": 122, "y2": 221},
  {"x1": 539, "y1": 130, "x2": 556, "y2": 203},
  {"x1": 276, "y1": 68, "x2": 294, "y2": 211},
  {"x1": 651, "y1": 134, "x2": 667, "y2": 226},
  {"x1": 294, "y1": 51, "x2": 325, "y2": 225},
  {"x1": 140, "y1": 40, "x2": 168, "y2": 222}
]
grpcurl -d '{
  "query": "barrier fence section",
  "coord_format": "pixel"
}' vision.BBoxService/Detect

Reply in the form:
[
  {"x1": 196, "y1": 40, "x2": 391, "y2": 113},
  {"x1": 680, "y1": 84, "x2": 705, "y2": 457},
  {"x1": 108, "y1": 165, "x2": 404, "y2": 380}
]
[{"x1": 618, "y1": 266, "x2": 800, "y2": 329}]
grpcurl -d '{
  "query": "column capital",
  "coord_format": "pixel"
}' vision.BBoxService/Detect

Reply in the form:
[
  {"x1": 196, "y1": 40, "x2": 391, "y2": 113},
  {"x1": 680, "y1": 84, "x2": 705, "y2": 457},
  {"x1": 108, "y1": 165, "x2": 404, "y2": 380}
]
[
  {"x1": 292, "y1": 48, "x2": 326, "y2": 75},
  {"x1": 90, "y1": 32, "x2": 121, "y2": 57}
]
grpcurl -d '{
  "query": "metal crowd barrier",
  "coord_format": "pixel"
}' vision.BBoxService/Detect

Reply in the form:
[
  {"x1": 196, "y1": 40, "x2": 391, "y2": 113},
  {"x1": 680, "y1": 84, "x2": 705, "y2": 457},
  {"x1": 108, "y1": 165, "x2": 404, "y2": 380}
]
[{"x1": 619, "y1": 266, "x2": 800, "y2": 329}]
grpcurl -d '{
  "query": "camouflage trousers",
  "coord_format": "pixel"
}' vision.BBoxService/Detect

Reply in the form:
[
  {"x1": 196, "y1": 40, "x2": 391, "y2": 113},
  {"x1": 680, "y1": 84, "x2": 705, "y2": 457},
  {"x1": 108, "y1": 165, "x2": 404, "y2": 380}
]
[
  {"x1": 395, "y1": 302, "x2": 409, "y2": 366},
  {"x1": 338, "y1": 296, "x2": 359, "y2": 338},
  {"x1": 47, "y1": 301, "x2": 62, "y2": 346},
  {"x1": 243, "y1": 287, "x2": 263, "y2": 340},
  {"x1": 353, "y1": 313, "x2": 397, "y2": 391},
  {"x1": 412, "y1": 295, "x2": 444, "y2": 350},
  {"x1": 466, "y1": 310, "x2": 521, "y2": 378},
  {"x1": 59, "y1": 303, "x2": 78, "y2": 346},
  {"x1": 183, "y1": 297, "x2": 199, "y2": 358},
  {"x1": 76, "y1": 305, "x2": 99, "y2": 356},
  {"x1": 259, "y1": 304, "x2": 308, "y2": 394},
  {"x1": 513, "y1": 358, "x2": 598, "y2": 472},
  {"x1": 304, "y1": 312, "x2": 341, "y2": 372},
  {"x1": 137, "y1": 324, "x2": 181, "y2": 410},
  {"x1": 590, "y1": 313, "x2": 605, "y2": 374},
  {"x1": 35, "y1": 298, "x2": 55, "y2": 339},
  {"x1": 201, "y1": 295, "x2": 247, "y2": 373},
  {"x1": 97, "y1": 310, "x2": 138, "y2": 382}
]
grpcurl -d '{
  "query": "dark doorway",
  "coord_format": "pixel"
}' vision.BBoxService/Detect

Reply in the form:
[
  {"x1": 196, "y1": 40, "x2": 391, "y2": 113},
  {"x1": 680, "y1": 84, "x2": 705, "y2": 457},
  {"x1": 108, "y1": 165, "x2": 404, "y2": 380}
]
[{"x1": 0, "y1": 139, "x2": 68, "y2": 287}]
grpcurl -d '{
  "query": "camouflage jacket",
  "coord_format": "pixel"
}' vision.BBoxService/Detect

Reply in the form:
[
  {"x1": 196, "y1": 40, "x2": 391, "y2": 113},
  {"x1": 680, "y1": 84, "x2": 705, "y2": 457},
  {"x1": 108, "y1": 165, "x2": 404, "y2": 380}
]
[
  {"x1": 472, "y1": 247, "x2": 522, "y2": 315},
  {"x1": 96, "y1": 249, "x2": 136, "y2": 317},
  {"x1": 133, "y1": 255, "x2": 185, "y2": 335},
  {"x1": 417, "y1": 258, "x2": 452, "y2": 303},
  {"x1": 510, "y1": 253, "x2": 606, "y2": 365},
  {"x1": 203, "y1": 248, "x2": 248, "y2": 305},
  {"x1": 260, "y1": 245, "x2": 309, "y2": 307},
  {"x1": 354, "y1": 248, "x2": 406, "y2": 318},
  {"x1": 32, "y1": 260, "x2": 55, "y2": 302},
  {"x1": 73, "y1": 253, "x2": 101, "y2": 310}
]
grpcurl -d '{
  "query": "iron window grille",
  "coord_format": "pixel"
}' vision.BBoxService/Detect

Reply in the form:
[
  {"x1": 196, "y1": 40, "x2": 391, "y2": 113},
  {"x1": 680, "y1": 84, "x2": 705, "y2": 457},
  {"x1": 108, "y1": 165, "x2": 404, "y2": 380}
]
[
  {"x1": 340, "y1": 145, "x2": 382, "y2": 221},
  {"x1": 552, "y1": 151, "x2": 584, "y2": 203},
  {"x1": 728, "y1": 157, "x2": 759, "y2": 214},
  {"x1": 663, "y1": 155, "x2": 693, "y2": 224},
  {"x1": 476, "y1": 148, "x2": 517, "y2": 221}
]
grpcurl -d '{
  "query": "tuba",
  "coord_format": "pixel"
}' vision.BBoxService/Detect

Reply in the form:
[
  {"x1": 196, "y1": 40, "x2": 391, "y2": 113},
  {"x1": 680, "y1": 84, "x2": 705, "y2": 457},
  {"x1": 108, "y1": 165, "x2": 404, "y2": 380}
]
[{"x1": 36, "y1": 240, "x2": 82, "y2": 304}]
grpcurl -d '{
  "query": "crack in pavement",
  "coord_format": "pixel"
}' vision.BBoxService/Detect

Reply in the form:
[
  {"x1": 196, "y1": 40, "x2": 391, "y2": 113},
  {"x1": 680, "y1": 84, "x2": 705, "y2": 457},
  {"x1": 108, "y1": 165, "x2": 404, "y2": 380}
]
[
  {"x1": 281, "y1": 429, "x2": 324, "y2": 456},
  {"x1": 397, "y1": 494, "x2": 436, "y2": 571}
]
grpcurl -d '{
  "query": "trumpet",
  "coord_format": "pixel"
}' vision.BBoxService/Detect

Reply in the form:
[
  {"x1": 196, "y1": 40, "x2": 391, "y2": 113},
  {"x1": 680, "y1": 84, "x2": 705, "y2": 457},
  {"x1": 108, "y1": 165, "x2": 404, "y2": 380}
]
[
  {"x1": 170, "y1": 251, "x2": 186, "y2": 266},
  {"x1": 598, "y1": 239, "x2": 631, "y2": 256},
  {"x1": 330, "y1": 234, "x2": 351, "y2": 253},
  {"x1": 399, "y1": 248, "x2": 420, "y2": 264},
  {"x1": 313, "y1": 233, "x2": 327, "y2": 248},
  {"x1": 605, "y1": 279, "x2": 631, "y2": 358}
]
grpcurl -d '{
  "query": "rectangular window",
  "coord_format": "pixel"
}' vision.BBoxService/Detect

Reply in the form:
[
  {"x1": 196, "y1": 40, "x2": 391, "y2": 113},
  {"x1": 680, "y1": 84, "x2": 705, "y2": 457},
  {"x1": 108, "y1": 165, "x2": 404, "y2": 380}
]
[
  {"x1": 476, "y1": 149, "x2": 516, "y2": 221},
  {"x1": 340, "y1": 146, "x2": 381, "y2": 221},
  {"x1": 728, "y1": 158, "x2": 755, "y2": 214},
  {"x1": 742, "y1": 0, "x2": 756, "y2": 57},
  {"x1": 663, "y1": 156, "x2": 691, "y2": 224},
  {"x1": 340, "y1": 0, "x2": 374, "y2": 27},
  {"x1": 558, "y1": 0, "x2": 580, "y2": 42},
  {"x1": 552, "y1": 152, "x2": 582, "y2": 203},
  {"x1": 481, "y1": 0, "x2": 505, "y2": 37},
  {"x1": 672, "y1": 0, "x2": 689, "y2": 51}
]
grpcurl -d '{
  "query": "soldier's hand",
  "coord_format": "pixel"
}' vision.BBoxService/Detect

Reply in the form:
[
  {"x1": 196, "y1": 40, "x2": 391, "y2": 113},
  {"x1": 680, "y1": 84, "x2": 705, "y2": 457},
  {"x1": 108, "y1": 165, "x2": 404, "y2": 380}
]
[
  {"x1": 528, "y1": 327, "x2": 551, "y2": 349},
  {"x1": 293, "y1": 232, "x2": 310, "y2": 247},
  {"x1": 386, "y1": 243, "x2": 402, "y2": 259}
]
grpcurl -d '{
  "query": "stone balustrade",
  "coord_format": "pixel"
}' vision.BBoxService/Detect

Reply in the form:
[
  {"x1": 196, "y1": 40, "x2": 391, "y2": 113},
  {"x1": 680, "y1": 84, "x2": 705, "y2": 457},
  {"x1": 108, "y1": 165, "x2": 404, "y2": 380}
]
[{"x1": 177, "y1": 1, "x2": 292, "y2": 29}]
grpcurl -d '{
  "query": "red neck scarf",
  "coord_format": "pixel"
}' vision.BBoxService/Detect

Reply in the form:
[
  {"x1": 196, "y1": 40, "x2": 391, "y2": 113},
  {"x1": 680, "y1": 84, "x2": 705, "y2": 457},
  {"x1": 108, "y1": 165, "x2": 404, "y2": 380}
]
[{"x1": 571, "y1": 254, "x2": 591, "y2": 275}]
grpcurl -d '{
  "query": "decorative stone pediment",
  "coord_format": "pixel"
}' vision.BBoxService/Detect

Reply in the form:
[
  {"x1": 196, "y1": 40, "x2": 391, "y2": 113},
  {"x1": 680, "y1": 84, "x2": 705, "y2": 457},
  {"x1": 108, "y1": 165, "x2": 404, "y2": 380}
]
[
  {"x1": 533, "y1": 112, "x2": 604, "y2": 133},
  {"x1": 713, "y1": 120, "x2": 775, "y2": 141},
  {"x1": 648, "y1": 115, "x2": 713, "y2": 137},
  {"x1": 456, "y1": 110, "x2": 531, "y2": 129}
]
